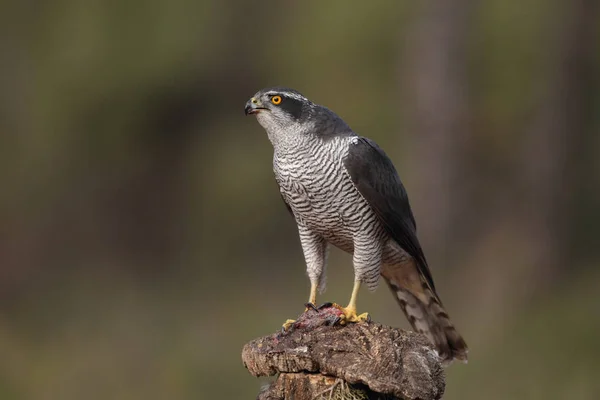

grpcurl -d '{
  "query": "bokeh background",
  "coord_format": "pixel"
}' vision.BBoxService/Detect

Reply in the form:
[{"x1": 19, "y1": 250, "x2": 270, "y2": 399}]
[{"x1": 2, "y1": 0, "x2": 600, "y2": 399}]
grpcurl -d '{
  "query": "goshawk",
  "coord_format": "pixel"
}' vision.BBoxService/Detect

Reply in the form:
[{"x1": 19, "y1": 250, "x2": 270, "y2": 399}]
[{"x1": 245, "y1": 87, "x2": 468, "y2": 364}]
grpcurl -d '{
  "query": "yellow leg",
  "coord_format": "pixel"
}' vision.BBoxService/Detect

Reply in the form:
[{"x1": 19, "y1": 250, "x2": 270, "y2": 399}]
[
  {"x1": 335, "y1": 280, "x2": 370, "y2": 323},
  {"x1": 347, "y1": 279, "x2": 360, "y2": 312},
  {"x1": 308, "y1": 282, "x2": 317, "y2": 305},
  {"x1": 282, "y1": 282, "x2": 319, "y2": 330}
]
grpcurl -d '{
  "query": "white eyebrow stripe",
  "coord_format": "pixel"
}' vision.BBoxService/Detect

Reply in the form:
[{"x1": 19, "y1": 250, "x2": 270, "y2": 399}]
[{"x1": 265, "y1": 91, "x2": 307, "y2": 102}]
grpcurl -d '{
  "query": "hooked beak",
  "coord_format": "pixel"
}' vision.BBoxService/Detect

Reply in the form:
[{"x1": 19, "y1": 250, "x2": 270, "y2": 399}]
[{"x1": 245, "y1": 97, "x2": 267, "y2": 115}]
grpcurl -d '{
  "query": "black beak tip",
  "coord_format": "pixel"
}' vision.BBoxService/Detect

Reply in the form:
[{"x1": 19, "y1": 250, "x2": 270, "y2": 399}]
[{"x1": 244, "y1": 105, "x2": 251, "y2": 115}]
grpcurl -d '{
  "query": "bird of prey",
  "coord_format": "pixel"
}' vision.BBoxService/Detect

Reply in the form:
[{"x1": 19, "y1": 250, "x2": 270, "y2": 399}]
[{"x1": 245, "y1": 87, "x2": 468, "y2": 364}]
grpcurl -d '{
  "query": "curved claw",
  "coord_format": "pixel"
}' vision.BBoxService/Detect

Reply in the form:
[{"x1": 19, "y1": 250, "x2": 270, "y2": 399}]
[
  {"x1": 304, "y1": 302, "x2": 319, "y2": 312},
  {"x1": 332, "y1": 303, "x2": 370, "y2": 324},
  {"x1": 282, "y1": 319, "x2": 296, "y2": 332},
  {"x1": 317, "y1": 302, "x2": 333, "y2": 310}
]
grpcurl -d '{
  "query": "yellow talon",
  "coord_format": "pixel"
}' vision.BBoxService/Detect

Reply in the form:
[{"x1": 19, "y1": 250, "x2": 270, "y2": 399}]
[
  {"x1": 283, "y1": 279, "x2": 369, "y2": 330},
  {"x1": 333, "y1": 303, "x2": 370, "y2": 324},
  {"x1": 334, "y1": 279, "x2": 369, "y2": 324},
  {"x1": 282, "y1": 319, "x2": 296, "y2": 330}
]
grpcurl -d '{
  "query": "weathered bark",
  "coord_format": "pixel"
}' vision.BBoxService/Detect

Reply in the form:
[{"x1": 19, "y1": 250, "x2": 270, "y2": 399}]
[{"x1": 242, "y1": 305, "x2": 445, "y2": 400}]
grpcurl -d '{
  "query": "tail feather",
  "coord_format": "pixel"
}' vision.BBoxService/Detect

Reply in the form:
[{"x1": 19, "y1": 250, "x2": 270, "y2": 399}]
[{"x1": 382, "y1": 267, "x2": 468, "y2": 365}]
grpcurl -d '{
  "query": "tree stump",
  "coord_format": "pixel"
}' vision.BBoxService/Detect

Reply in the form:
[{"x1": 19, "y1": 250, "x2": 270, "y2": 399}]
[{"x1": 242, "y1": 305, "x2": 445, "y2": 400}]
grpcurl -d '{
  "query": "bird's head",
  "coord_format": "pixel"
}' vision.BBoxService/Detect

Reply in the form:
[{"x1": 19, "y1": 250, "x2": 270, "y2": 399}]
[
  {"x1": 244, "y1": 87, "x2": 315, "y2": 133},
  {"x1": 245, "y1": 87, "x2": 353, "y2": 146}
]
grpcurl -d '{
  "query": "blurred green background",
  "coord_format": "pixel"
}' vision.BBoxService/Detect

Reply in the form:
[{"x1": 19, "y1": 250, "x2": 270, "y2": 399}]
[{"x1": 1, "y1": 0, "x2": 600, "y2": 399}]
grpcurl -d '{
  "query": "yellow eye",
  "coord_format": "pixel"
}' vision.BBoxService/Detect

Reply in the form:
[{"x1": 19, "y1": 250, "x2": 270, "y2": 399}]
[{"x1": 271, "y1": 95, "x2": 282, "y2": 105}]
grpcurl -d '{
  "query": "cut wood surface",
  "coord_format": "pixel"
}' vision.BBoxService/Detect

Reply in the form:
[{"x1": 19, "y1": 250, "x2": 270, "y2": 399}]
[{"x1": 242, "y1": 305, "x2": 445, "y2": 400}]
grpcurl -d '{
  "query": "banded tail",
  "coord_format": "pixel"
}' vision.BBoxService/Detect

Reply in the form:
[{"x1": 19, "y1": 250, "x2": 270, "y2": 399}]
[{"x1": 382, "y1": 262, "x2": 468, "y2": 365}]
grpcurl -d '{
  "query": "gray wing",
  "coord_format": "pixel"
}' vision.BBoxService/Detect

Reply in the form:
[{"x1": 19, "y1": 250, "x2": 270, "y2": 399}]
[{"x1": 343, "y1": 137, "x2": 437, "y2": 293}]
